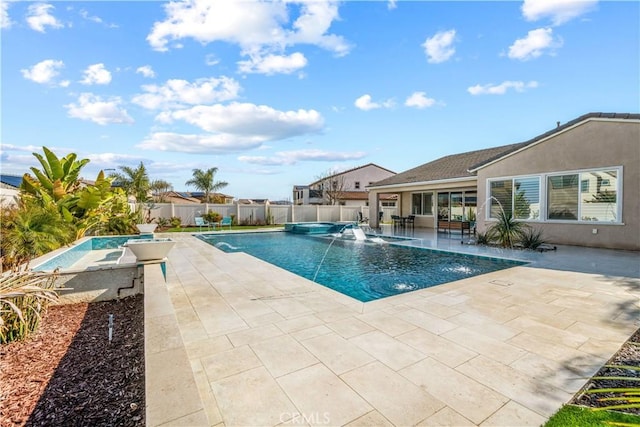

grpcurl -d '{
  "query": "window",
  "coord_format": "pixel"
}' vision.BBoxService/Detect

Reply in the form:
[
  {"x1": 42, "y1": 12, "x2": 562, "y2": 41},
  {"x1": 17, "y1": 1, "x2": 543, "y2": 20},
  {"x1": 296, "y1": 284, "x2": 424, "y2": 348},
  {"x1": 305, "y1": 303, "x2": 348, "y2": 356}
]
[
  {"x1": 412, "y1": 192, "x2": 433, "y2": 215},
  {"x1": 489, "y1": 177, "x2": 540, "y2": 220},
  {"x1": 548, "y1": 170, "x2": 618, "y2": 221},
  {"x1": 355, "y1": 181, "x2": 360, "y2": 189},
  {"x1": 581, "y1": 180, "x2": 589, "y2": 193},
  {"x1": 548, "y1": 175, "x2": 578, "y2": 220}
]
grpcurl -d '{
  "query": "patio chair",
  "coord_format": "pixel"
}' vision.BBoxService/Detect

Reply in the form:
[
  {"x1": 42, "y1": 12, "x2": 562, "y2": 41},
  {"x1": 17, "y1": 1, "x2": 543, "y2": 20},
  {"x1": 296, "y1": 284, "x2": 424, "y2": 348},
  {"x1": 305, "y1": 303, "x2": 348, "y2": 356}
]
[
  {"x1": 219, "y1": 216, "x2": 232, "y2": 230},
  {"x1": 195, "y1": 216, "x2": 211, "y2": 231},
  {"x1": 405, "y1": 214, "x2": 415, "y2": 230}
]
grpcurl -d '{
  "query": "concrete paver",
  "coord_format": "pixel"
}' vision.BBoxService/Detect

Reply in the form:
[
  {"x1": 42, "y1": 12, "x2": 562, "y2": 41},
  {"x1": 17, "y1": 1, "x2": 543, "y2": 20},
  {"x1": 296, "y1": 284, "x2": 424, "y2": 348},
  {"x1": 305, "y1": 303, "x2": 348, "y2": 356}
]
[{"x1": 150, "y1": 231, "x2": 639, "y2": 426}]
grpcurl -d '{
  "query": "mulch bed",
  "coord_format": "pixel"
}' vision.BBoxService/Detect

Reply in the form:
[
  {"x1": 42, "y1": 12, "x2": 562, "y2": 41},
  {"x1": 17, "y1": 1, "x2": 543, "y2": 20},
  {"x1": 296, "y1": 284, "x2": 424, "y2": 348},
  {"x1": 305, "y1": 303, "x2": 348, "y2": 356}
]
[
  {"x1": 0, "y1": 295, "x2": 144, "y2": 427},
  {"x1": 571, "y1": 327, "x2": 640, "y2": 415}
]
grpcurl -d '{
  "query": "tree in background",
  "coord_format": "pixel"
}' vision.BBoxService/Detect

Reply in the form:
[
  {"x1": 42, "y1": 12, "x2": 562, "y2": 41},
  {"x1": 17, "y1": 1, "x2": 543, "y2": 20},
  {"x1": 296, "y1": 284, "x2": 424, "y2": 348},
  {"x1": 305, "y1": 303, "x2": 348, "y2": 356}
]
[
  {"x1": 185, "y1": 167, "x2": 228, "y2": 203},
  {"x1": 150, "y1": 179, "x2": 173, "y2": 202},
  {"x1": 315, "y1": 169, "x2": 348, "y2": 205},
  {"x1": 109, "y1": 162, "x2": 151, "y2": 204}
]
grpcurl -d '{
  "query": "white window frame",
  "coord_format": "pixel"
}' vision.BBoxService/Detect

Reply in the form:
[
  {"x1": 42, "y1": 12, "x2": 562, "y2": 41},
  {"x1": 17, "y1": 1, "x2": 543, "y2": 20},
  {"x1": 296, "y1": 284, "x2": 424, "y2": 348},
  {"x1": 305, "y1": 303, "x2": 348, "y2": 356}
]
[
  {"x1": 486, "y1": 175, "x2": 541, "y2": 221},
  {"x1": 485, "y1": 166, "x2": 623, "y2": 225},
  {"x1": 545, "y1": 166, "x2": 622, "y2": 224},
  {"x1": 411, "y1": 191, "x2": 434, "y2": 216}
]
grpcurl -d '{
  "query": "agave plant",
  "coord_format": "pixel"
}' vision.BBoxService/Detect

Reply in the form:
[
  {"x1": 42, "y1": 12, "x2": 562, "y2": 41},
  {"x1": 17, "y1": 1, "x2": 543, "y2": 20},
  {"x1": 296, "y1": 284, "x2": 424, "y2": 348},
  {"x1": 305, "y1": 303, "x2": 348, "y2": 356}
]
[
  {"x1": 519, "y1": 227, "x2": 546, "y2": 250},
  {"x1": 487, "y1": 210, "x2": 528, "y2": 248},
  {"x1": 0, "y1": 269, "x2": 59, "y2": 344}
]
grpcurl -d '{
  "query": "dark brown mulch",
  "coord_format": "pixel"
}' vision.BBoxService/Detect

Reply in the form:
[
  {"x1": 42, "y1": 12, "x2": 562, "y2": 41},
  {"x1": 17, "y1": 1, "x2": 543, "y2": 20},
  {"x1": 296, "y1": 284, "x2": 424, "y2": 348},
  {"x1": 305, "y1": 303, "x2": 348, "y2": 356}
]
[
  {"x1": 0, "y1": 295, "x2": 144, "y2": 427},
  {"x1": 571, "y1": 327, "x2": 640, "y2": 415}
]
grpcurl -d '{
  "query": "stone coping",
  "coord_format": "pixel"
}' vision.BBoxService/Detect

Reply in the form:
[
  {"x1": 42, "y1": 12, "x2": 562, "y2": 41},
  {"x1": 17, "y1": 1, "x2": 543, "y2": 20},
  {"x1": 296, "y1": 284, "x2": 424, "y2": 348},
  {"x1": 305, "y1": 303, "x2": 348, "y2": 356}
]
[{"x1": 144, "y1": 263, "x2": 209, "y2": 426}]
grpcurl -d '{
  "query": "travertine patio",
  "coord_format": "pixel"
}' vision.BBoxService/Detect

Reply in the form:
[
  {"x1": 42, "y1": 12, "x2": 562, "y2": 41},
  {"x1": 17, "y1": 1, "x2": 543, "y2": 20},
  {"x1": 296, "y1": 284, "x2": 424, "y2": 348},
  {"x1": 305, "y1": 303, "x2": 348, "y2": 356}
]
[{"x1": 144, "y1": 230, "x2": 640, "y2": 426}]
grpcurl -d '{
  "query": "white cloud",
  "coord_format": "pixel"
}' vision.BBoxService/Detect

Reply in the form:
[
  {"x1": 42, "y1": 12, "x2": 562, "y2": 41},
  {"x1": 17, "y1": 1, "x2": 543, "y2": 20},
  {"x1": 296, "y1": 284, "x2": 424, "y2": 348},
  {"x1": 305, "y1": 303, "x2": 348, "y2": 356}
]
[
  {"x1": 21, "y1": 59, "x2": 64, "y2": 85},
  {"x1": 132, "y1": 76, "x2": 240, "y2": 110},
  {"x1": 80, "y1": 63, "x2": 112, "y2": 85},
  {"x1": 405, "y1": 92, "x2": 436, "y2": 109},
  {"x1": 467, "y1": 80, "x2": 539, "y2": 96},
  {"x1": 136, "y1": 65, "x2": 156, "y2": 78},
  {"x1": 79, "y1": 9, "x2": 102, "y2": 24},
  {"x1": 354, "y1": 94, "x2": 394, "y2": 111},
  {"x1": 238, "y1": 52, "x2": 307, "y2": 75},
  {"x1": 239, "y1": 149, "x2": 367, "y2": 166},
  {"x1": 508, "y1": 28, "x2": 562, "y2": 61},
  {"x1": 1, "y1": 2, "x2": 13, "y2": 29},
  {"x1": 137, "y1": 132, "x2": 265, "y2": 154},
  {"x1": 65, "y1": 93, "x2": 134, "y2": 125},
  {"x1": 522, "y1": 0, "x2": 597, "y2": 25},
  {"x1": 138, "y1": 102, "x2": 324, "y2": 154},
  {"x1": 26, "y1": 3, "x2": 64, "y2": 33},
  {"x1": 146, "y1": 0, "x2": 350, "y2": 75},
  {"x1": 205, "y1": 54, "x2": 220, "y2": 66},
  {"x1": 422, "y1": 29, "x2": 456, "y2": 64},
  {"x1": 161, "y1": 102, "x2": 324, "y2": 139},
  {"x1": 387, "y1": 0, "x2": 398, "y2": 10}
]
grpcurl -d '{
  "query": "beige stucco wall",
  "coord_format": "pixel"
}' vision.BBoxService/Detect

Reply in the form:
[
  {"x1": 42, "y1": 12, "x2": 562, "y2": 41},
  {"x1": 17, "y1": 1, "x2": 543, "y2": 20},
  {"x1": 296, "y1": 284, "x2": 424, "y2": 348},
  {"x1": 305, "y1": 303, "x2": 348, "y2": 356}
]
[
  {"x1": 476, "y1": 119, "x2": 640, "y2": 250},
  {"x1": 369, "y1": 180, "x2": 476, "y2": 228}
]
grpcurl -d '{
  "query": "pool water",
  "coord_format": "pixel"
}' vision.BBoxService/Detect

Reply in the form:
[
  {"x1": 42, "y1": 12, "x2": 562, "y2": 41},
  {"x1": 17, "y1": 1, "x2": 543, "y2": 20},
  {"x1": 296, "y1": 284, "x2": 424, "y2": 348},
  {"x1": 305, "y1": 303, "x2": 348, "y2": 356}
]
[
  {"x1": 198, "y1": 232, "x2": 525, "y2": 302},
  {"x1": 33, "y1": 235, "x2": 146, "y2": 271}
]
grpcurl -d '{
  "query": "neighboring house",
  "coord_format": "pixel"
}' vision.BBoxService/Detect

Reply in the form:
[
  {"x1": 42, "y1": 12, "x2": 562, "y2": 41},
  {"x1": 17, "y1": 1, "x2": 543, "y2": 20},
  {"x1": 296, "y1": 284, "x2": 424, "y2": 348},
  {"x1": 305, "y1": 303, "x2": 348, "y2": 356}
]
[
  {"x1": 155, "y1": 191, "x2": 202, "y2": 204},
  {"x1": 0, "y1": 175, "x2": 22, "y2": 205},
  {"x1": 293, "y1": 163, "x2": 396, "y2": 206},
  {"x1": 367, "y1": 112, "x2": 640, "y2": 250},
  {"x1": 156, "y1": 191, "x2": 235, "y2": 204},
  {"x1": 238, "y1": 198, "x2": 269, "y2": 204}
]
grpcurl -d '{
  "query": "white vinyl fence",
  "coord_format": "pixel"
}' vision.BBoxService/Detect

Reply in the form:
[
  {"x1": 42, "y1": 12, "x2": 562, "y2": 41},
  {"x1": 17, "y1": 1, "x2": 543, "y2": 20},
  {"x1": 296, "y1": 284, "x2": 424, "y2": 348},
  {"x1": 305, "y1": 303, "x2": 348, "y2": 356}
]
[{"x1": 135, "y1": 203, "x2": 398, "y2": 226}]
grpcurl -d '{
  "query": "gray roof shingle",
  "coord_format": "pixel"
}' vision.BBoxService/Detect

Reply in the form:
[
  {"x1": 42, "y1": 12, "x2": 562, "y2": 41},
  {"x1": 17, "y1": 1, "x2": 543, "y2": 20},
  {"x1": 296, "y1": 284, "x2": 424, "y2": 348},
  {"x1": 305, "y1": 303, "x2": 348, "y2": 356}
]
[
  {"x1": 370, "y1": 142, "x2": 527, "y2": 187},
  {"x1": 370, "y1": 112, "x2": 639, "y2": 188}
]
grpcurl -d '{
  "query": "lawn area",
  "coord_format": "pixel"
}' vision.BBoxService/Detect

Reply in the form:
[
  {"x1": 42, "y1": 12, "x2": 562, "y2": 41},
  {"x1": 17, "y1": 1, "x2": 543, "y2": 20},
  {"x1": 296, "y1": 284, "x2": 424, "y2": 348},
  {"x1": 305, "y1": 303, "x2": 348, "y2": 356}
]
[{"x1": 545, "y1": 405, "x2": 640, "y2": 427}]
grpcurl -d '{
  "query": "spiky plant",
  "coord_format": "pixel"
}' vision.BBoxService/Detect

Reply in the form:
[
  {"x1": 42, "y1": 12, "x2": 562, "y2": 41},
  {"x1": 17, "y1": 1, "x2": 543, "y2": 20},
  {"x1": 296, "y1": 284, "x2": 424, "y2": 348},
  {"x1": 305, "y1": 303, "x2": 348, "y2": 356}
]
[
  {"x1": 0, "y1": 270, "x2": 59, "y2": 343},
  {"x1": 487, "y1": 210, "x2": 528, "y2": 248},
  {"x1": 519, "y1": 227, "x2": 546, "y2": 250}
]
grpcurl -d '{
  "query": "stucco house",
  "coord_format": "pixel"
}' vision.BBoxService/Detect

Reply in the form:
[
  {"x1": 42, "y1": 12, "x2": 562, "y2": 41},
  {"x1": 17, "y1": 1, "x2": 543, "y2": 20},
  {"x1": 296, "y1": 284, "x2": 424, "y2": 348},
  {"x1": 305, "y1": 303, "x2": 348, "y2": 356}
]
[
  {"x1": 367, "y1": 112, "x2": 639, "y2": 250},
  {"x1": 293, "y1": 163, "x2": 396, "y2": 206}
]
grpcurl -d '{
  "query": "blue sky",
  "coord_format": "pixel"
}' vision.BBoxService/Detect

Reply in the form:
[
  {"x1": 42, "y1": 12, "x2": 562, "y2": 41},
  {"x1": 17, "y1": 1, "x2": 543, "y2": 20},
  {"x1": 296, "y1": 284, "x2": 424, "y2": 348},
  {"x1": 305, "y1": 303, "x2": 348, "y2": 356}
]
[{"x1": 1, "y1": 0, "x2": 638, "y2": 201}]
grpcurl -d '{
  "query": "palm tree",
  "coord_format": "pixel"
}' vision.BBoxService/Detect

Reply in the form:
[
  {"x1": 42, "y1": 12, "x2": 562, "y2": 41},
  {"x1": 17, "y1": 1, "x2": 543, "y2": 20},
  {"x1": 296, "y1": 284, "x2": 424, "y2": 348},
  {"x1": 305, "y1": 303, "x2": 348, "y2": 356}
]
[
  {"x1": 185, "y1": 168, "x2": 228, "y2": 203},
  {"x1": 150, "y1": 179, "x2": 173, "y2": 202},
  {"x1": 110, "y1": 162, "x2": 150, "y2": 203}
]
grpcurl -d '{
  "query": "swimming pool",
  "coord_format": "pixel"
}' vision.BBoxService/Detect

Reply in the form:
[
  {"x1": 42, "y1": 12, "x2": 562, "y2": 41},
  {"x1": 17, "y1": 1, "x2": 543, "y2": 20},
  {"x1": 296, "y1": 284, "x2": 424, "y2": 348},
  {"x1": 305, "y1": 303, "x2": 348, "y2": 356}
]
[{"x1": 198, "y1": 232, "x2": 525, "y2": 302}]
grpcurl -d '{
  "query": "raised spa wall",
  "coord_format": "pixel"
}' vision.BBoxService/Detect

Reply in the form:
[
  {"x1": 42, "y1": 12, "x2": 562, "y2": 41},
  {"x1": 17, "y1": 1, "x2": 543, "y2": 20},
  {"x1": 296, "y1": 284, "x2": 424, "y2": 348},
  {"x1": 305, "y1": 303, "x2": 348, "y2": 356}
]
[
  {"x1": 29, "y1": 235, "x2": 154, "y2": 304},
  {"x1": 54, "y1": 264, "x2": 143, "y2": 304}
]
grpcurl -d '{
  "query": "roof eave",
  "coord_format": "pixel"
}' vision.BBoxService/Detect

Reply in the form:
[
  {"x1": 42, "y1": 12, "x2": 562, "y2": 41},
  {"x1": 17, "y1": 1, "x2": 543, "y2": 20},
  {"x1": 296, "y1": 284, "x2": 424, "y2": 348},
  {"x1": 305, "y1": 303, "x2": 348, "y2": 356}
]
[{"x1": 367, "y1": 175, "x2": 477, "y2": 191}]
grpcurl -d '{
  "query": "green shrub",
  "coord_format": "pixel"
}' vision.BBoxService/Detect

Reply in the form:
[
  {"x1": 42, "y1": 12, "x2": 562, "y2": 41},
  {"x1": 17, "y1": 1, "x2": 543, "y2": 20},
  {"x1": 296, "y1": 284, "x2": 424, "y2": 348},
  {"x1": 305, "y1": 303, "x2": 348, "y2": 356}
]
[
  {"x1": 203, "y1": 211, "x2": 221, "y2": 224},
  {"x1": 170, "y1": 216, "x2": 182, "y2": 228},
  {"x1": 156, "y1": 217, "x2": 170, "y2": 229}
]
